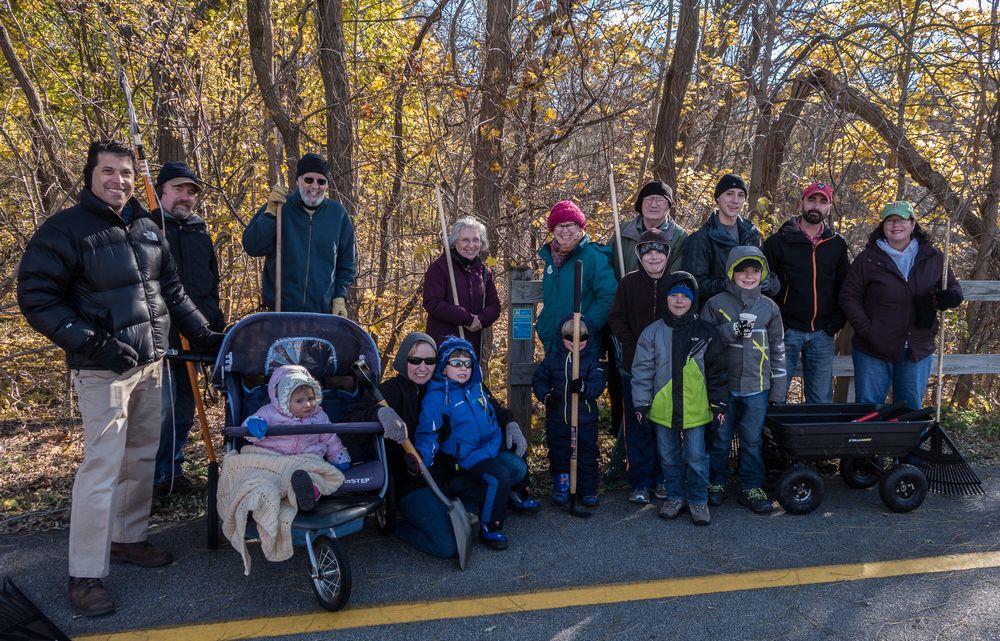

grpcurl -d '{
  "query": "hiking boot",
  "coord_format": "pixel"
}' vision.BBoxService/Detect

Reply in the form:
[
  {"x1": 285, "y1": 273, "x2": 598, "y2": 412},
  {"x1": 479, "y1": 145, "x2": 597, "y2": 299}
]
[
  {"x1": 628, "y1": 488, "x2": 650, "y2": 505},
  {"x1": 110, "y1": 541, "x2": 174, "y2": 568},
  {"x1": 707, "y1": 484, "x2": 727, "y2": 507},
  {"x1": 479, "y1": 523, "x2": 508, "y2": 550},
  {"x1": 739, "y1": 488, "x2": 774, "y2": 514},
  {"x1": 509, "y1": 491, "x2": 540, "y2": 514},
  {"x1": 659, "y1": 498, "x2": 686, "y2": 520},
  {"x1": 581, "y1": 494, "x2": 600, "y2": 507},
  {"x1": 689, "y1": 503, "x2": 711, "y2": 526},
  {"x1": 653, "y1": 482, "x2": 668, "y2": 500},
  {"x1": 291, "y1": 469, "x2": 316, "y2": 512},
  {"x1": 68, "y1": 577, "x2": 115, "y2": 617},
  {"x1": 153, "y1": 475, "x2": 196, "y2": 498}
]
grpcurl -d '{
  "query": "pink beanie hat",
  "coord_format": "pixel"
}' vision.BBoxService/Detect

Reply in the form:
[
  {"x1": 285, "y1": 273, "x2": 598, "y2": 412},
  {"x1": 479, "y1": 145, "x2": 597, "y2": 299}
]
[{"x1": 547, "y1": 200, "x2": 587, "y2": 232}]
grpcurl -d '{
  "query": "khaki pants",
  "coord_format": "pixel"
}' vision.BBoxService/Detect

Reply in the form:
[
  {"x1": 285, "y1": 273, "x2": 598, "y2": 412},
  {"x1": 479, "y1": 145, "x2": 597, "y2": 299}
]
[{"x1": 69, "y1": 361, "x2": 162, "y2": 578}]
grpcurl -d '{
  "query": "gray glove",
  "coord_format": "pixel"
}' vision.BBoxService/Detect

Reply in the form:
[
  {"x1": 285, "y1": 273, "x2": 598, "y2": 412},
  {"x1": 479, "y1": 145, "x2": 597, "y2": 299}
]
[
  {"x1": 505, "y1": 421, "x2": 528, "y2": 457},
  {"x1": 377, "y1": 406, "x2": 408, "y2": 443}
]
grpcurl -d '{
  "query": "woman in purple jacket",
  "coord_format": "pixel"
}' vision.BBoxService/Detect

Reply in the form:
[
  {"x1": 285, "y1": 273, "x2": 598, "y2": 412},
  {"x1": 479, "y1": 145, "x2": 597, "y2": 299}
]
[
  {"x1": 839, "y1": 202, "x2": 963, "y2": 410},
  {"x1": 422, "y1": 217, "x2": 502, "y2": 358}
]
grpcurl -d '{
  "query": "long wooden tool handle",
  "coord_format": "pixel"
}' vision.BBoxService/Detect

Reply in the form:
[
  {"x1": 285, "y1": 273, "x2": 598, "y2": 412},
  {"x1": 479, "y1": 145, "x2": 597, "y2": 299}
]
[
  {"x1": 569, "y1": 260, "x2": 583, "y2": 494},
  {"x1": 275, "y1": 202, "x2": 283, "y2": 312},
  {"x1": 180, "y1": 336, "x2": 216, "y2": 463},
  {"x1": 435, "y1": 184, "x2": 464, "y2": 339}
]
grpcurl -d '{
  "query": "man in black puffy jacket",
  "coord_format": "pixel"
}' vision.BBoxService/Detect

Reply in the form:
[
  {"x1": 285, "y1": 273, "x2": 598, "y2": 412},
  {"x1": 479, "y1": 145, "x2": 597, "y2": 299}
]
[
  {"x1": 145, "y1": 162, "x2": 225, "y2": 497},
  {"x1": 16, "y1": 140, "x2": 223, "y2": 617}
]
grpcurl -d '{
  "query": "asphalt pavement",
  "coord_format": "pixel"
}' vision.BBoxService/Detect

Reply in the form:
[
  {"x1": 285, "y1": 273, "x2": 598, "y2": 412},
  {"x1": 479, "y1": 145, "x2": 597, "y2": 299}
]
[{"x1": 2, "y1": 465, "x2": 998, "y2": 641}]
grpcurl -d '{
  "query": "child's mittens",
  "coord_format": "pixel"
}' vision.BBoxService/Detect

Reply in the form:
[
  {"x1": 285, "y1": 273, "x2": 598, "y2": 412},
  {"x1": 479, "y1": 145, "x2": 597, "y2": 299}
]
[
  {"x1": 568, "y1": 378, "x2": 586, "y2": 395},
  {"x1": 331, "y1": 449, "x2": 351, "y2": 472},
  {"x1": 246, "y1": 416, "x2": 268, "y2": 439},
  {"x1": 544, "y1": 394, "x2": 560, "y2": 412}
]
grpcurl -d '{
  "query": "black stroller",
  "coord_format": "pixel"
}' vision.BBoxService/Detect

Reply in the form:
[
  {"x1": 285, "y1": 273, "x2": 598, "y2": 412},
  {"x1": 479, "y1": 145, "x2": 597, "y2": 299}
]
[{"x1": 209, "y1": 312, "x2": 394, "y2": 611}]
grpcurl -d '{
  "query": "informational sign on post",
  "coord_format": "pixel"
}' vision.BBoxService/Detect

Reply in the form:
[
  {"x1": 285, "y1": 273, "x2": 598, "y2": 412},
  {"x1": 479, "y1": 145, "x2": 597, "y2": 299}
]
[{"x1": 512, "y1": 307, "x2": 533, "y2": 340}]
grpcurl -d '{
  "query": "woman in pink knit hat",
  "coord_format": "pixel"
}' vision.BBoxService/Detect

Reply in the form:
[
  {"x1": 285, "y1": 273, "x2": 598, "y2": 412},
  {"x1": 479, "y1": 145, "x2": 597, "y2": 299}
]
[{"x1": 535, "y1": 200, "x2": 617, "y2": 354}]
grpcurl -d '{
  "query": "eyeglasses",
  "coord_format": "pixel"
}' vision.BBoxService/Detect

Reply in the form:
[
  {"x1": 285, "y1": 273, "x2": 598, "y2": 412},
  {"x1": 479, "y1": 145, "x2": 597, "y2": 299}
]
[
  {"x1": 446, "y1": 358, "x2": 474, "y2": 368},
  {"x1": 302, "y1": 176, "x2": 328, "y2": 186},
  {"x1": 407, "y1": 356, "x2": 437, "y2": 366},
  {"x1": 553, "y1": 223, "x2": 580, "y2": 232},
  {"x1": 563, "y1": 333, "x2": 589, "y2": 342},
  {"x1": 884, "y1": 217, "x2": 911, "y2": 227}
]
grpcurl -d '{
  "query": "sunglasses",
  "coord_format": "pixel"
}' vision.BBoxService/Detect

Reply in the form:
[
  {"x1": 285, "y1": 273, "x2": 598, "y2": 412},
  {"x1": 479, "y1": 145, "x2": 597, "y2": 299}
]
[
  {"x1": 406, "y1": 356, "x2": 437, "y2": 366},
  {"x1": 446, "y1": 358, "x2": 474, "y2": 368},
  {"x1": 302, "y1": 176, "x2": 328, "y2": 186},
  {"x1": 563, "y1": 333, "x2": 589, "y2": 342},
  {"x1": 640, "y1": 242, "x2": 667, "y2": 255}
]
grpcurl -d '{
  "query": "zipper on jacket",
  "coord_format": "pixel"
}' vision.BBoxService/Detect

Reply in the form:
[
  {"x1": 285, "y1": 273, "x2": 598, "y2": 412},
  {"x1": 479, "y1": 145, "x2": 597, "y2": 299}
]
[
  {"x1": 809, "y1": 237, "x2": 834, "y2": 331},
  {"x1": 302, "y1": 211, "x2": 315, "y2": 307}
]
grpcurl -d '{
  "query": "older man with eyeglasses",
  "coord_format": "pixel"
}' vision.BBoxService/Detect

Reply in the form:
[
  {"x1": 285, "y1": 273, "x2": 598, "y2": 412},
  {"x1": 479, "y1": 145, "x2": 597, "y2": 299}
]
[{"x1": 243, "y1": 153, "x2": 357, "y2": 315}]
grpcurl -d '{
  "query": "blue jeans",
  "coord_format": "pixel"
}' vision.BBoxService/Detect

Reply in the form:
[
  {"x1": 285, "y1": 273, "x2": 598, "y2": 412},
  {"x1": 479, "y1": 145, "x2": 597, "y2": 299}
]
[
  {"x1": 708, "y1": 391, "x2": 768, "y2": 491},
  {"x1": 449, "y1": 451, "x2": 527, "y2": 525},
  {"x1": 783, "y1": 328, "x2": 835, "y2": 403},
  {"x1": 622, "y1": 374, "x2": 662, "y2": 491},
  {"x1": 154, "y1": 362, "x2": 195, "y2": 485},
  {"x1": 655, "y1": 423, "x2": 708, "y2": 503},
  {"x1": 396, "y1": 487, "x2": 459, "y2": 558},
  {"x1": 852, "y1": 347, "x2": 933, "y2": 411}
]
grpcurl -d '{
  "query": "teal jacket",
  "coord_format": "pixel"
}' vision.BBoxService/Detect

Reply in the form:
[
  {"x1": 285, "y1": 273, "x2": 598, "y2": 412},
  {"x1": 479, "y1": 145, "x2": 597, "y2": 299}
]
[{"x1": 535, "y1": 235, "x2": 617, "y2": 354}]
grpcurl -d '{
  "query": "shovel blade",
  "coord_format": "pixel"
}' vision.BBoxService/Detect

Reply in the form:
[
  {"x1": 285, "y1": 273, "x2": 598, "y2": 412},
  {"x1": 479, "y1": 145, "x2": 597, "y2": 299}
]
[{"x1": 448, "y1": 499, "x2": 473, "y2": 570}]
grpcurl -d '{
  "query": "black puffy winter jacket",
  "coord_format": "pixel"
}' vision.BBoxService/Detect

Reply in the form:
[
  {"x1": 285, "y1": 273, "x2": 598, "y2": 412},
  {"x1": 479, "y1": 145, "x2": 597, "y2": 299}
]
[{"x1": 17, "y1": 189, "x2": 213, "y2": 370}]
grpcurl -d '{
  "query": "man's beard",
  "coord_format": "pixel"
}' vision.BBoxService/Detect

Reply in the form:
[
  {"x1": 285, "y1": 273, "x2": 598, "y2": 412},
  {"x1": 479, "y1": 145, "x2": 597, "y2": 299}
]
[
  {"x1": 299, "y1": 188, "x2": 325, "y2": 208},
  {"x1": 801, "y1": 209, "x2": 824, "y2": 224}
]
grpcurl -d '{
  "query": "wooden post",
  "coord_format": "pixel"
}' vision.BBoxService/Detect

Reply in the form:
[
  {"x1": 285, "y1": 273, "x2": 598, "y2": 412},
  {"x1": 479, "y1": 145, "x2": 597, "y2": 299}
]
[{"x1": 508, "y1": 266, "x2": 542, "y2": 445}]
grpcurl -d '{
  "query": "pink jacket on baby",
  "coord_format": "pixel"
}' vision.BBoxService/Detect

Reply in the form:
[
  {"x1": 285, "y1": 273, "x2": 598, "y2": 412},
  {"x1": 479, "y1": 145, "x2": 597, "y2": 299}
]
[{"x1": 243, "y1": 364, "x2": 350, "y2": 464}]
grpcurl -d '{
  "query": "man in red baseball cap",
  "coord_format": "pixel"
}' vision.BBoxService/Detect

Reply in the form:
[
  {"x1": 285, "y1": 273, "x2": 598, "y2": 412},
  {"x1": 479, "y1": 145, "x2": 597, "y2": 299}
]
[{"x1": 761, "y1": 182, "x2": 850, "y2": 403}]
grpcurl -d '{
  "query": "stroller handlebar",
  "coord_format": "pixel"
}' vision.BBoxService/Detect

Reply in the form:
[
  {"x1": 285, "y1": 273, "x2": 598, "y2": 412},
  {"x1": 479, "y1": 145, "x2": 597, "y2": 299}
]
[{"x1": 223, "y1": 422, "x2": 383, "y2": 439}]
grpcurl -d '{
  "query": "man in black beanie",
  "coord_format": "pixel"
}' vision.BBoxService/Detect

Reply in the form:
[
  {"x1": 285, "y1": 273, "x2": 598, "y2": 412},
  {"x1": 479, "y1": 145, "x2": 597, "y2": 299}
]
[
  {"x1": 606, "y1": 180, "x2": 688, "y2": 279},
  {"x1": 683, "y1": 173, "x2": 776, "y2": 305},
  {"x1": 243, "y1": 153, "x2": 357, "y2": 315}
]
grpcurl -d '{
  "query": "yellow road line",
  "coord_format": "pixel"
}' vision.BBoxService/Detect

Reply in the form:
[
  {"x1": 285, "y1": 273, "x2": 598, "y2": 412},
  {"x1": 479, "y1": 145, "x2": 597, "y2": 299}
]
[{"x1": 77, "y1": 551, "x2": 1000, "y2": 641}]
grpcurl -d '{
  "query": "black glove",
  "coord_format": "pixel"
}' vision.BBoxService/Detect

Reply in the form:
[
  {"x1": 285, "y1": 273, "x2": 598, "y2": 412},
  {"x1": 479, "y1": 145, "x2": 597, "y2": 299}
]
[
  {"x1": 88, "y1": 334, "x2": 139, "y2": 374},
  {"x1": 933, "y1": 287, "x2": 962, "y2": 311},
  {"x1": 569, "y1": 378, "x2": 585, "y2": 395},
  {"x1": 913, "y1": 293, "x2": 936, "y2": 329},
  {"x1": 635, "y1": 405, "x2": 650, "y2": 425},
  {"x1": 189, "y1": 327, "x2": 225, "y2": 351},
  {"x1": 544, "y1": 394, "x2": 560, "y2": 413},
  {"x1": 404, "y1": 452, "x2": 421, "y2": 477}
]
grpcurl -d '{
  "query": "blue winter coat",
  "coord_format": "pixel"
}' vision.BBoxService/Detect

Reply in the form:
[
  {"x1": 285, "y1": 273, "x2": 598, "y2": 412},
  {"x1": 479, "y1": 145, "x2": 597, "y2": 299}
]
[
  {"x1": 532, "y1": 315, "x2": 607, "y2": 426},
  {"x1": 242, "y1": 190, "x2": 357, "y2": 312},
  {"x1": 535, "y1": 235, "x2": 617, "y2": 354},
  {"x1": 414, "y1": 337, "x2": 502, "y2": 470}
]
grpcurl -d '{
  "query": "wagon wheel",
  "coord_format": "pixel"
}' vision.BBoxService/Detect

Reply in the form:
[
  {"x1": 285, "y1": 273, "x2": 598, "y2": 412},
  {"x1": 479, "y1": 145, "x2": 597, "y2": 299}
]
[
  {"x1": 777, "y1": 466, "x2": 825, "y2": 515},
  {"x1": 878, "y1": 464, "x2": 928, "y2": 513},
  {"x1": 839, "y1": 456, "x2": 886, "y2": 489},
  {"x1": 375, "y1": 473, "x2": 397, "y2": 535},
  {"x1": 309, "y1": 535, "x2": 352, "y2": 611}
]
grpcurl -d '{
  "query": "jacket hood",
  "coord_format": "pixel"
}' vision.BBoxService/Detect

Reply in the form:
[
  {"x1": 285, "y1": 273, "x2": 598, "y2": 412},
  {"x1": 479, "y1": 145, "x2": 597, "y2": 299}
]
[
  {"x1": 393, "y1": 331, "x2": 437, "y2": 377},
  {"x1": 633, "y1": 228, "x2": 672, "y2": 265},
  {"x1": 662, "y1": 271, "x2": 699, "y2": 326},
  {"x1": 724, "y1": 245, "x2": 768, "y2": 303},
  {"x1": 429, "y1": 336, "x2": 483, "y2": 389},
  {"x1": 268, "y1": 364, "x2": 323, "y2": 418},
  {"x1": 554, "y1": 313, "x2": 595, "y2": 355}
]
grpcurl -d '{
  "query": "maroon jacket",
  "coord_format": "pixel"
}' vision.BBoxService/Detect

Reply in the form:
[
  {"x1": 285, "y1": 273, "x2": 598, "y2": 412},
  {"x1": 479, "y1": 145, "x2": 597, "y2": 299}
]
[
  {"x1": 839, "y1": 239, "x2": 961, "y2": 362},
  {"x1": 607, "y1": 268, "x2": 669, "y2": 373},
  {"x1": 422, "y1": 252, "x2": 501, "y2": 357}
]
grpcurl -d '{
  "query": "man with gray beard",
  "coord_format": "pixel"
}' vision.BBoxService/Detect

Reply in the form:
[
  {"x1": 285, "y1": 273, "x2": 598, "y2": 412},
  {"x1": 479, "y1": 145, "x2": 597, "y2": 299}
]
[
  {"x1": 243, "y1": 153, "x2": 357, "y2": 315},
  {"x1": 762, "y1": 182, "x2": 850, "y2": 403}
]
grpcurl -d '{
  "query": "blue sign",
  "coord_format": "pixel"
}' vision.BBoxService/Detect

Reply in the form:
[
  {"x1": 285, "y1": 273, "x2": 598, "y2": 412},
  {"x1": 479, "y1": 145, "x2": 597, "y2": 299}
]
[{"x1": 512, "y1": 308, "x2": 533, "y2": 340}]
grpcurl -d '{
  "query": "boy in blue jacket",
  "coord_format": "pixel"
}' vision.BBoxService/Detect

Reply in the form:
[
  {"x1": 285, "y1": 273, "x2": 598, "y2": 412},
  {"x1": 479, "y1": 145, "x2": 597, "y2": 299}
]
[
  {"x1": 532, "y1": 316, "x2": 606, "y2": 506},
  {"x1": 414, "y1": 337, "x2": 529, "y2": 550}
]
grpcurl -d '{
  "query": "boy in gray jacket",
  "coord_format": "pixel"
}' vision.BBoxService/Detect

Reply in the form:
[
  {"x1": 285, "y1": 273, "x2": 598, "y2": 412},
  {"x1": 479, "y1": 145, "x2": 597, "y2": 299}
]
[{"x1": 702, "y1": 246, "x2": 787, "y2": 514}]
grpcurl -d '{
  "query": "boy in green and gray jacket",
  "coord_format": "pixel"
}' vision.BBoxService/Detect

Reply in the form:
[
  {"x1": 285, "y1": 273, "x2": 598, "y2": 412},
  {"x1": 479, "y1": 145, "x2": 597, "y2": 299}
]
[
  {"x1": 631, "y1": 272, "x2": 727, "y2": 525},
  {"x1": 702, "y1": 246, "x2": 787, "y2": 514}
]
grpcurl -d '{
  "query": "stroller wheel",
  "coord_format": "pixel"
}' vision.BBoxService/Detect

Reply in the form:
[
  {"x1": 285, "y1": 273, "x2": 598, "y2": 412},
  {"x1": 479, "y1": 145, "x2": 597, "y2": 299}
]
[
  {"x1": 839, "y1": 457, "x2": 885, "y2": 489},
  {"x1": 376, "y1": 475, "x2": 397, "y2": 536},
  {"x1": 777, "y1": 466, "x2": 824, "y2": 515},
  {"x1": 309, "y1": 535, "x2": 352, "y2": 611},
  {"x1": 879, "y1": 464, "x2": 928, "y2": 513}
]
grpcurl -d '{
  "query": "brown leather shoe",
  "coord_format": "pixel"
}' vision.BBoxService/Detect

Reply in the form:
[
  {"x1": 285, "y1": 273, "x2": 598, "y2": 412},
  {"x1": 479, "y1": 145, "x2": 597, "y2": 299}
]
[
  {"x1": 110, "y1": 541, "x2": 175, "y2": 568},
  {"x1": 68, "y1": 577, "x2": 115, "y2": 617},
  {"x1": 153, "y1": 475, "x2": 197, "y2": 497}
]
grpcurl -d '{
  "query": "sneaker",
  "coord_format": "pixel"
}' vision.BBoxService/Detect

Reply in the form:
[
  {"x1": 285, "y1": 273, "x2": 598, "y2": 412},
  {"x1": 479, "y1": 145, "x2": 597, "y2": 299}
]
[
  {"x1": 707, "y1": 484, "x2": 727, "y2": 507},
  {"x1": 291, "y1": 469, "x2": 316, "y2": 512},
  {"x1": 653, "y1": 482, "x2": 668, "y2": 500},
  {"x1": 479, "y1": 524, "x2": 508, "y2": 550},
  {"x1": 628, "y1": 488, "x2": 650, "y2": 505},
  {"x1": 689, "y1": 503, "x2": 711, "y2": 526},
  {"x1": 153, "y1": 475, "x2": 196, "y2": 498},
  {"x1": 551, "y1": 490, "x2": 568, "y2": 506},
  {"x1": 551, "y1": 473, "x2": 569, "y2": 506},
  {"x1": 659, "y1": 498, "x2": 686, "y2": 520},
  {"x1": 68, "y1": 577, "x2": 115, "y2": 617},
  {"x1": 739, "y1": 488, "x2": 774, "y2": 514},
  {"x1": 581, "y1": 495, "x2": 600, "y2": 507},
  {"x1": 110, "y1": 541, "x2": 174, "y2": 568},
  {"x1": 509, "y1": 491, "x2": 541, "y2": 514}
]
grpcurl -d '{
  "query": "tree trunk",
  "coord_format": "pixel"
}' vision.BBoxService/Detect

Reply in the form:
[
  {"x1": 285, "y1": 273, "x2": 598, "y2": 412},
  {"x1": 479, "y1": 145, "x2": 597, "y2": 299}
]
[
  {"x1": 152, "y1": 62, "x2": 187, "y2": 163},
  {"x1": 316, "y1": 0, "x2": 355, "y2": 216},
  {"x1": 651, "y1": 0, "x2": 699, "y2": 188}
]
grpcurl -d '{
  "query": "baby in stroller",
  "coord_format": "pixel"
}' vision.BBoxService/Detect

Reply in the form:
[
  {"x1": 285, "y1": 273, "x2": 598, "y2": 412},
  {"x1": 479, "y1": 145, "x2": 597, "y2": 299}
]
[{"x1": 243, "y1": 364, "x2": 352, "y2": 511}]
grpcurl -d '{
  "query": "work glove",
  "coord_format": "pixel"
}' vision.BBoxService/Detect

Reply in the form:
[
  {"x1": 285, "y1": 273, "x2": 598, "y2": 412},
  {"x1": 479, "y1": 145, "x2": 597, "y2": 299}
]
[
  {"x1": 635, "y1": 405, "x2": 651, "y2": 426},
  {"x1": 543, "y1": 394, "x2": 560, "y2": 413},
  {"x1": 711, "y1": 402, "x2": 727, "y2": 425},
  {"x1": 331, "y1": 297, "x2": 348, "y2": 317},
  {"x1": 245, "y1": 416, "x2": 268, "y2": 439},
  {"x1": 568, "y1": 378, "x2": 586, "y2": 395},
  {"x1": 377, "y1": 406, "x2": 408, "y2": 443},
  {"x1": 505, "y1": 421, "x2": 528, "y2": 457},
  {"x1": 88, "y1": 333, "x2": 139, "y2": 374},
  {"x1": 264, "y1": 184, "x2": 287, "y2": 216},
  {"x1": 404, "y1": 452, "x2": 422, "y2": 477},
  {"x1": 932, "y1": 287, "x2": 962, "y2": 311}
]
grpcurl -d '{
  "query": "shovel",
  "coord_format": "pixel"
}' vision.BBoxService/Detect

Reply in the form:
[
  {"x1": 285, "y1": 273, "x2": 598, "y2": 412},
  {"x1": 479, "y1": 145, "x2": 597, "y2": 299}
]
[{"x1": 351, "y1": 360, "x2": 472, "y2": 569}]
